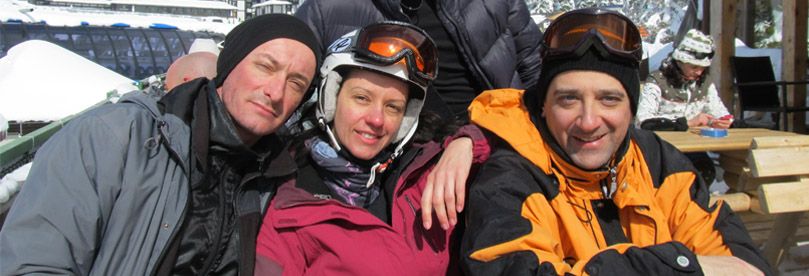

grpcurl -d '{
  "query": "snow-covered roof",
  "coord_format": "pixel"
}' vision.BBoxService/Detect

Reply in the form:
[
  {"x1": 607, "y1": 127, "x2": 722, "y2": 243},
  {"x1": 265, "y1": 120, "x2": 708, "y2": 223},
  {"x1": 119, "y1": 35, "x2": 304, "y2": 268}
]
[
  {"x1": 0, "y1": 40, "x2": 135, "y2": 121},
  {"x1": 50, "y1": 0, "x2": 110, "y2": 6},
  {"x1": 252, "y1": 0, "x2": 292, "y2": 8},
  {"x1": 1, "y1": 0, "x2": 238, "y2": 34},
  {"x1": 112, "y1": 0, "x2": 238, "y2": 10},
  {"x1": 46, "y1": 0, "x2": 237, "y2": 10}
]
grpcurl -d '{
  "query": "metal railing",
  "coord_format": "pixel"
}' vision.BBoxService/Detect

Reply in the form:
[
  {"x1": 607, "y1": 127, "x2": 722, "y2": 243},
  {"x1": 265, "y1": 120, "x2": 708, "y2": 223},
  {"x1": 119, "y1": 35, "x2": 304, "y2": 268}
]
[{"x1": 0, "y1": 97, "x2": 114, "y2": 215}]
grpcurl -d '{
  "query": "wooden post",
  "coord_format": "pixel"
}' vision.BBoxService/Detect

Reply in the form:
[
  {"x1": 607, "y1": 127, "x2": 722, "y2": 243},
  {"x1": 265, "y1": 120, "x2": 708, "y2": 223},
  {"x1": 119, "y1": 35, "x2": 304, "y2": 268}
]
[
  {"x1": 737, "y1": 0, "x2": 755, "y2": 47},
  {"x1": 782, "y1": 1, "x2": 808, "y2": 133},
  {"x1": 710, "y1": 0, "x2": 737, "y2": 114},
  {"x1": 701, "y1": 0, "x2": 711, "y2": 34}
]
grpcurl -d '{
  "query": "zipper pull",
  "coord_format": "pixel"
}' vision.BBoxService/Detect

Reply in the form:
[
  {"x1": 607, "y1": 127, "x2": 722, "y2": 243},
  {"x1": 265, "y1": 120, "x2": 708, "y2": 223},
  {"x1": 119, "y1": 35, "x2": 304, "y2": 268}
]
[{"x1": 404, "y1": 195, "x2": 417, "y2": 216}]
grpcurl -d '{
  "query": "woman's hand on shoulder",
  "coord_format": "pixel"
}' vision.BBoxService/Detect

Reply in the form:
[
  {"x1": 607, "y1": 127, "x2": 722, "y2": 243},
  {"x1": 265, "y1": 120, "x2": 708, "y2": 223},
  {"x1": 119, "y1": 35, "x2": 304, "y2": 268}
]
[{"x1": 421, "y1": 137, "x2": 473, "y2": 230}]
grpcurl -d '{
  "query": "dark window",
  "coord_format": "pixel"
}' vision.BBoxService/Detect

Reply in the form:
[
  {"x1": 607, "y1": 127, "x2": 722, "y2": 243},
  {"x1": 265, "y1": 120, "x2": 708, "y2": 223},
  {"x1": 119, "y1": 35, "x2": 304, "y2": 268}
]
[
  {"x1": 127, "y1": 29, "x2": 156, "y2": 79},
  {"x1": 70, "y1": 27, "x2": 97, "y2": 62},
  {"x1": 1, "y1": 24, "x2": 27, "y2": 56},
  {"x1": 143, "y1": 29, "x2": 170, "y2": 75},
  {"x1": 24, "y1": 24, "x2": 50, "y2": 41},
  {"x1": 159, "y1": 29, "x2": 186, "y2": 61},
  {"x1": 0, "y1": 23, "x2": 223, "y2": 80},
  {"x1": 48, "y1": 26, "x2": 77, "y2": 51},
  {"x1": 88, "y1": 28, "x2": 117, "y2": 72},
  {"x1": 176, "y1": 31, "x2": 196, "y2": 55},
  {"x1": 106, "y1": 28, "x2": 136, "y2": 78}
]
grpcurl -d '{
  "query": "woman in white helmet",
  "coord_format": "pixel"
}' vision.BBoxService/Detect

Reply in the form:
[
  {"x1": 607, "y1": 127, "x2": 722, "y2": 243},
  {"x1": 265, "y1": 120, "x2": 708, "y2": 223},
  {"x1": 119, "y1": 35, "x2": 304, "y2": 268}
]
[{"x1": 255, "y1": 22, "x2": 489, "y2": 275}]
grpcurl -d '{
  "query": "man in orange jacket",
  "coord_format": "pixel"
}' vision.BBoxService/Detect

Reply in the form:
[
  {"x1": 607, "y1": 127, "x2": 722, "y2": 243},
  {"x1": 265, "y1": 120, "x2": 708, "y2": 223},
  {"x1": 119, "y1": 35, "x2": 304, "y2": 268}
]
[{"x1": 461, "y1": 8, "x2": 770, "y2": 276}]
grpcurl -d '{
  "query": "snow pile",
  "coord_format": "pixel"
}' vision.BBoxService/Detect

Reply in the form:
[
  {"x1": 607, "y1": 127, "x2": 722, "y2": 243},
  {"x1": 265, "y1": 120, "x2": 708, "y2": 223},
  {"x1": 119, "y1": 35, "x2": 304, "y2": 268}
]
[
  {"x1": 0, "y1": 40, "x2": 135, "y2": 121},
  {"x1": 0, "y1": 162, "x2": 30, "y2": 212}
]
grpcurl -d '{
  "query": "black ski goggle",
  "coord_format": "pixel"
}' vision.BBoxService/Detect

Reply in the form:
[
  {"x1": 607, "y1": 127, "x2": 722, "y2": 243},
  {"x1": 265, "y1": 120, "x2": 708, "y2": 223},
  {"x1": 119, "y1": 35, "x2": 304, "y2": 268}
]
[
  {"x1": 350, "y1": 22, "x2": 438, "y2": 87},
  {"x1": 542, "y1": 8, "x2": 643, "y2": 64}
]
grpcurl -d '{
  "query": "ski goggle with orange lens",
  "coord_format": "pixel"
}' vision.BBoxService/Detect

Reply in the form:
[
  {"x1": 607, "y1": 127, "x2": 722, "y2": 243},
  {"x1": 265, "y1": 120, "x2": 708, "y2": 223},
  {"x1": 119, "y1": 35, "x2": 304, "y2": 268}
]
[
  {"x1": 542, "y1": 8, "x2": 643, "y2": 64},
  {"x1": 347, "y1": 22, "x2": 437, "y2": 87}
]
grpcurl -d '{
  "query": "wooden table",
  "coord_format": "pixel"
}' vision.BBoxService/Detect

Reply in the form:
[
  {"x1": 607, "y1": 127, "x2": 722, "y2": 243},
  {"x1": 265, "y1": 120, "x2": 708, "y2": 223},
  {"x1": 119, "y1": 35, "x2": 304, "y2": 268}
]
[
  {"x1": 655, "y1": 127, "x2": 799, "y2": 194},
  {"x1": 657, "y1": 128, "x2": 809, "y2": 266},
  {"x1": 655, "y1": 128, "x2": 798, "y2": 153}
]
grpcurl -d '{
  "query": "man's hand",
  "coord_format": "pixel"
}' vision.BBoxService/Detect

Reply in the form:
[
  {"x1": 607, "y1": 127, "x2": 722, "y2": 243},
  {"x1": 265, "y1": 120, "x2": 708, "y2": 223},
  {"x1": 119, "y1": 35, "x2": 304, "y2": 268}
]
[
  {"x1": 697, "y1": 255, "x2": 763, "y2": 276},
  {"x1": 421, "y1": 137, "x2": 473, "y2": 230}
]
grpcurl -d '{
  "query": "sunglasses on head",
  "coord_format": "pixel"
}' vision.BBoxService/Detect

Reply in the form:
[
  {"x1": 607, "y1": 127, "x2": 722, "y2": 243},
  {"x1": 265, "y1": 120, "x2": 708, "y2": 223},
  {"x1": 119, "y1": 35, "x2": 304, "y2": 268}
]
[{"x1": 681, "y1": 49, "x2": 714, "y2": 60}]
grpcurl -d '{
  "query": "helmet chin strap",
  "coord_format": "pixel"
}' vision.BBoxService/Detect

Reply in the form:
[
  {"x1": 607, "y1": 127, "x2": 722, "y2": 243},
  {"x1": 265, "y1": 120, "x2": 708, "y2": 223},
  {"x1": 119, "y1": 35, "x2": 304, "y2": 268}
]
[
  {"x1": 318, "y1": 117, "x2": 342, "y2": 152},
  {"x1": 318, "y1": 117, "x2": 420, "y2": 189},
  {"x1": 365, "y1": 119, "x2": 419, "y2": 187}
]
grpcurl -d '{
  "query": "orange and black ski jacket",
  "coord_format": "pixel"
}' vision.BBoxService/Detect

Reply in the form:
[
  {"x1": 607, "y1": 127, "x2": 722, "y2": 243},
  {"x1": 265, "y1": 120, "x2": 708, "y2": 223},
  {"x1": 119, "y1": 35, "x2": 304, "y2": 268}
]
[{"x1": 461, "y1": 89, "x2": 771, "y2": 275}]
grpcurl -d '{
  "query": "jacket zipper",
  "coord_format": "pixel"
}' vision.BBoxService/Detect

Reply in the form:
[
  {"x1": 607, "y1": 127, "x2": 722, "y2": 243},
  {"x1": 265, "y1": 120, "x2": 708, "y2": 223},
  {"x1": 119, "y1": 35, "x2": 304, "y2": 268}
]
[
  {"x1": 404, "y1": 194, "x2": 418, "y2": 215},
  {"x1": 148, "y1": 118, "x2": 190, "y2": 276},
  {"x1": 405, "y1": 194, "x2": 439, "y2": 253},
  {"x1": 199, "y1": 172, "x2": 229, "y2": 275}
]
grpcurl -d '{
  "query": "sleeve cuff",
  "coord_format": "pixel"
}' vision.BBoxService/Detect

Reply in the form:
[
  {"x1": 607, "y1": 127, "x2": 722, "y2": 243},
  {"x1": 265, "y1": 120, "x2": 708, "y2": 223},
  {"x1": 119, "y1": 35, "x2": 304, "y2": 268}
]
[{"x1": 443, "y1": 124, "x2": 491, "y2": 164}]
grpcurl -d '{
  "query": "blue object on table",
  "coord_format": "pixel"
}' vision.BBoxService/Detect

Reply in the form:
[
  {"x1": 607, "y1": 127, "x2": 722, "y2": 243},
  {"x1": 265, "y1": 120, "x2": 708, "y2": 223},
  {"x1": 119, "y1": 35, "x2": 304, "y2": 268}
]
[{"x1": 700, "y1": 128, "x2": 728, "y2": 138}]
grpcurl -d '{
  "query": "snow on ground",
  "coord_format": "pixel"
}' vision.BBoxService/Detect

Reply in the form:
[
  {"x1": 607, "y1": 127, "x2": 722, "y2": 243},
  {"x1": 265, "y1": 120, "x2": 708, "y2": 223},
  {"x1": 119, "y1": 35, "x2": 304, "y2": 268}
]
[{"x1": 0, "y1": 40, "x2": 135, "y2": 121}]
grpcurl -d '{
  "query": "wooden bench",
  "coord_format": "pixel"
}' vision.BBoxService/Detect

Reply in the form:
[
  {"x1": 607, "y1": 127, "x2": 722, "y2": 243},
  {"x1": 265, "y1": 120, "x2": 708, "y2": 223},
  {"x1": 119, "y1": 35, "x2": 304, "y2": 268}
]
[{"x1": 710, "y1": 135, "x2": 809, "y2": 266}]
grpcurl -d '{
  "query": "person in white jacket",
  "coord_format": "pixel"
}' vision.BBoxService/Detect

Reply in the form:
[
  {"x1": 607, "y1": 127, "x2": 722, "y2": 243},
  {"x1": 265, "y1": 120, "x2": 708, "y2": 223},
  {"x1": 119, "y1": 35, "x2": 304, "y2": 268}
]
[
  {"x1": 637, "y1": 29, "x2": 732, "y2": 130},
  {"x1": 637, "y1": 29, "x2": 732, "y2": 186}
]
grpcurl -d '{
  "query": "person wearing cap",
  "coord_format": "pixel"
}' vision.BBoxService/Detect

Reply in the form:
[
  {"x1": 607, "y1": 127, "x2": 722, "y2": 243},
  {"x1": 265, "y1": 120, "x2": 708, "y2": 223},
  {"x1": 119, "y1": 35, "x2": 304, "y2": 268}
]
[
  {"x1": 0, "y1": 14, "x2": 320, "y2": 275},
  {"x1": 637, "y1": 29, "x2": 732, "y2": 130},
  {"x1": 460, "y1": 9, "x2": 769, "y2": 275},
  {"x1": 636, "y1": 29, "x2": 732, "y2": 186},
  {"x1": 255, "y1": 22, "x2": 489, "y2": 275}
]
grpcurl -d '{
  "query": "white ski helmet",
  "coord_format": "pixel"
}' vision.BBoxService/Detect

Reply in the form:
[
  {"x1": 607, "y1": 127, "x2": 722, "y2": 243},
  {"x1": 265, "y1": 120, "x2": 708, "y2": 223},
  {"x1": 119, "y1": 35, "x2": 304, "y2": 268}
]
[{"x1": 315, "y1": 21, "x2": 437, "y2": 163}]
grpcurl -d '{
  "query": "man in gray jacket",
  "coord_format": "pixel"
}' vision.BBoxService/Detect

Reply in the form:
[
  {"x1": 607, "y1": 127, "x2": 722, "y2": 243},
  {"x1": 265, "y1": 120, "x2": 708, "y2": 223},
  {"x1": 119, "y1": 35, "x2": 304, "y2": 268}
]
[{"x1": 0, "y1": 14, "x2": 321, "y2": 275}]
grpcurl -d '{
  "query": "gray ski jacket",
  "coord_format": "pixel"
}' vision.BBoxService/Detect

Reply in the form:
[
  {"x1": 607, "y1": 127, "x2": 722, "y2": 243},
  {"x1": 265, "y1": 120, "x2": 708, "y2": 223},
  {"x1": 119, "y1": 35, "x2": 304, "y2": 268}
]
[{"x1": 0, "y1": 90, "x2": 191, "y2": 275}]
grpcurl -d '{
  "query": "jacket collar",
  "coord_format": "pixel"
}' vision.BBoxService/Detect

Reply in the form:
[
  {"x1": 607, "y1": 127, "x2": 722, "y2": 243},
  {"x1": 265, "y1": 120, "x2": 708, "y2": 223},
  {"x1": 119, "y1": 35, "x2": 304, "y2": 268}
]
[
  {"x1": 469, "y1": 89, "x2": 554, "y2": 174},
  {"x1": 207, "y1": 84, "x2": 263, "y2": 157},
  {"x1": 376, "y1": 0, "x2": 410, "y2": 21},
  {"x1": 157, "y1": 77, "x2": 208, "y2": 124},
  {"x1": 158, "y1": 79, "x2": 290, "y2": 177}
]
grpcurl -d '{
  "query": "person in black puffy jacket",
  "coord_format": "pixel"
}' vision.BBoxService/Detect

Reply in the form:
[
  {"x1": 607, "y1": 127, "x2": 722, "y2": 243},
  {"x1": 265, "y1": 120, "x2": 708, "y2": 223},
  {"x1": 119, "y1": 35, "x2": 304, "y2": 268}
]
[{"x1": 295, "y1": 0, "x2": 542, "y2": 122}]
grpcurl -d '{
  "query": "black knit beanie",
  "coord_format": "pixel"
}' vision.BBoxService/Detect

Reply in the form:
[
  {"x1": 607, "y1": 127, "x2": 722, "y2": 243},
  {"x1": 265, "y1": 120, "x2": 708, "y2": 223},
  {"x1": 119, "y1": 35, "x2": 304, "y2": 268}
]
[
  {"x1": 213, "y1": 14, "x2": 322, "y2": 89},
  {"x1": 526, "y1": 49, "x2": 640, "y2": 115}
]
